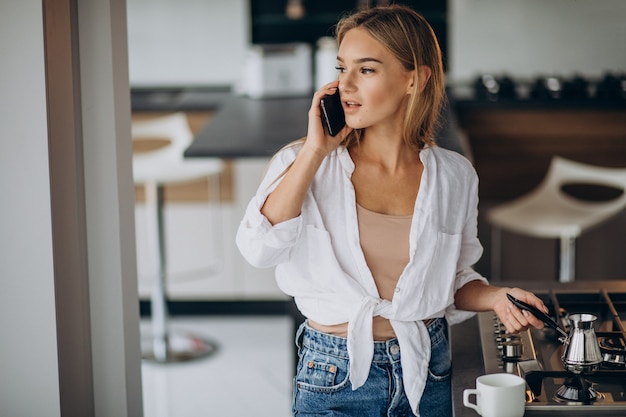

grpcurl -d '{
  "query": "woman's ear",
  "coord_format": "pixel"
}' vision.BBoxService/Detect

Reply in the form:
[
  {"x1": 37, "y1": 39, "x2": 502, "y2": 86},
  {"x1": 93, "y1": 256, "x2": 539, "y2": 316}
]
[
  {"x1": 416, "y1": 65, "x2": 432, "y2": 92},
  {"x1": 406, "y1": 66, "x2": 432, "y2": 95}
]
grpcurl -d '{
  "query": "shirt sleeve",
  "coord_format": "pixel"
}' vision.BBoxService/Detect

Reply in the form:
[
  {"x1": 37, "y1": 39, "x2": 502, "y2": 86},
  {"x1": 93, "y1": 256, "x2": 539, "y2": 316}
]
[{"x1": 235, "y1": 144, "x2": 304, "y2": 268}]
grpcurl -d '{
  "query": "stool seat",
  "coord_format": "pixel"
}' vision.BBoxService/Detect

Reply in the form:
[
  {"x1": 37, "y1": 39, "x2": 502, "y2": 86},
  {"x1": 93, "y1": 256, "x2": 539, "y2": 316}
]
[
  {"x1": 133, "y1": 112, "x2": 222, "y2": 362},
  {"x1": 133, "y1": 112, "x2": 223, "y2": 185},
  {"x1": 487, "y1": 156, "x2": 626, "y2": 282}
]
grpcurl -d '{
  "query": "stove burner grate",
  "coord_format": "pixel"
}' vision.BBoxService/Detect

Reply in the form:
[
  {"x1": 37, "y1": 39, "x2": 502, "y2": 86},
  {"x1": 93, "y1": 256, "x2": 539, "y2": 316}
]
[
  {"x1": 553, "y1": 374, "x2": 603, "y2": 404},
  {"x1": 598, "y1": 335, "x2": 626, "y2": 368}
]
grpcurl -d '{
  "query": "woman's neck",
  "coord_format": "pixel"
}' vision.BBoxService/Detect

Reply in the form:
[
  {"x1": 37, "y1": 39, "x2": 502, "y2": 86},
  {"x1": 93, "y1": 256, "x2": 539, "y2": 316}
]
[{"x1": 351, "y1": 132, "x2": 419, "y2": 174}]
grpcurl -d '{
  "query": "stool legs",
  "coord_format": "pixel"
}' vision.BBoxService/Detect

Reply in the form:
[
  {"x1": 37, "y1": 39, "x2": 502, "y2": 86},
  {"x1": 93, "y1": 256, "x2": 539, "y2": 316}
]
[
  {"x1": 146, "y1": 182, "x2": 169, "y2": 361},
  {"x1": 141, "y1": 181, "x2": 217, "y2": 363},
  {"x1": 491, "y1": 225, "x2": 576, "y2": 283},
  {"x1": 558, "y1": 236, "x2": 576, "y2": 283}
]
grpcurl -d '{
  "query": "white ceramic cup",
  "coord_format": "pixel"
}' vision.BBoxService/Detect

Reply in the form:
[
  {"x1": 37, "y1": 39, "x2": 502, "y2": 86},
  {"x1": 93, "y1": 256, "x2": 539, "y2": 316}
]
[{"x1": 463, "y1": 373, "x2": 526, "y2": 417}]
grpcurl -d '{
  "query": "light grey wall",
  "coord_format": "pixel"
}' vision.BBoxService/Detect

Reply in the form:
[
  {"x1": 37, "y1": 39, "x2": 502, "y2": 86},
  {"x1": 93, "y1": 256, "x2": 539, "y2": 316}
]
[
  {"x1": 126, "y1": 0, "x2": 626, "y2": 87},
  {"x1": 126, "y1": 0, "x2": 249, "y2": 86},
  {"x1": 0, "y1": 1, "x2": 62, "y2": 415},
  {"x1": 448, "y1": 0, "x2": 626, "y2": 82}
]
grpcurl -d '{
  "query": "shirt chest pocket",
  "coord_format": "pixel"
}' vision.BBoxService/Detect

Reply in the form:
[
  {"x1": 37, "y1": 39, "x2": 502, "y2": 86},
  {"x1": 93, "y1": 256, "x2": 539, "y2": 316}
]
[{"x1": 424, "y1": 231, "x2": 462, "y2": 302}]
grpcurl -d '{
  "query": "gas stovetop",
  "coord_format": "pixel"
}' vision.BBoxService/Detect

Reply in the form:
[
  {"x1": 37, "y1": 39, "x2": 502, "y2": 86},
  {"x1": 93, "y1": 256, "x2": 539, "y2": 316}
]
[{"x1": 478, "y1": 289, "x2": 626, "y2": 413}]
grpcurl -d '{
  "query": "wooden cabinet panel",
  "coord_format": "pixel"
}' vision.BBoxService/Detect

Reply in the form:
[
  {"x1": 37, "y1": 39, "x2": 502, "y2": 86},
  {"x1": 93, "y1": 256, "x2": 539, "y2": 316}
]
[{"x1": 457, "y1": 108, "x2": 626, "y2": 200}]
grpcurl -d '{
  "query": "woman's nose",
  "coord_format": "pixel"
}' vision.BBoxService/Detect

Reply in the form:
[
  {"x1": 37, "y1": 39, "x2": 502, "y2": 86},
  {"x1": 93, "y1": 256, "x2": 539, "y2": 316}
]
[{"x1": 338, "y1": 73, "x2": 355, "y2": 93}]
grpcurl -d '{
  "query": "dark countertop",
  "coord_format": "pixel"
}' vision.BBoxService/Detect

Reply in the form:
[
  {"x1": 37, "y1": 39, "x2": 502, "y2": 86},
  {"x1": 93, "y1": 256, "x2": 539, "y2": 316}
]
[
  {"x1": 184, "y1": 95, "x2": 310, "y2": 159},
  {"x1": 450, "y1": 280, "x2": 626, "y2": 417},
  {"x1": 131, "y1": 87, "x2": 232, "y2": 112}
]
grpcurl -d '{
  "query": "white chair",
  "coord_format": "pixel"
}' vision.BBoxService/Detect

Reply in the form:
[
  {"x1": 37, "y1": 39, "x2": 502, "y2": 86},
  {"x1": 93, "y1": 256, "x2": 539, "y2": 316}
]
[
  {"x1": 487, "y1": 156, "x2": 626, "y2": 283},
  {"x1": 133, "y1": 112, "x2": 224, "y2": 362}
]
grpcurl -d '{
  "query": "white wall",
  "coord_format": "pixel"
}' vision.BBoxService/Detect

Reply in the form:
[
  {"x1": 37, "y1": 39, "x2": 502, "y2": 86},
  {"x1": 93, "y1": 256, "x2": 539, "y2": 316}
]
[
  {"x1": 448, "y1": 0, "x2": 626, "y2": 82},
  {"x1": 0, "y1": 2, "x2": 61, "y2": 415},
  {"x1": 126, "y1": 0, "x2": 249, "y2": 86}
]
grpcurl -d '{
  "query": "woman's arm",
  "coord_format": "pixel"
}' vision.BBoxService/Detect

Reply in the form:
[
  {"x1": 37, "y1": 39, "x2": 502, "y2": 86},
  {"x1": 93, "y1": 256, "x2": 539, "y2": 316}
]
[
  {"x1": 261, "y1": 81, "x2": 351, "y2": 225},
  {"x1": 455, "y1": 280, "x2": 548, "y2": 334}
]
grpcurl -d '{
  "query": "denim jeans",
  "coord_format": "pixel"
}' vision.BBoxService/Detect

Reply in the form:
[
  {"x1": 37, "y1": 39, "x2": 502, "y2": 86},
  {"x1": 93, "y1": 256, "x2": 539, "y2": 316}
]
[{"x1": 292, "y1": 318, "x2": 452, "y2": 417}]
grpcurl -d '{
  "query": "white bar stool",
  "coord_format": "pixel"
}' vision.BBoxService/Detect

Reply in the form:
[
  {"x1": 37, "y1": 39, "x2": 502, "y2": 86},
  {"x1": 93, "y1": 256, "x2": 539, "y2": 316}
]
[
  {"x1": 487, "y1": 156, "x2": 626, "y2": 283},
  {"x1": 133, "y1": 112, "x2": 223, "y2": 362}
]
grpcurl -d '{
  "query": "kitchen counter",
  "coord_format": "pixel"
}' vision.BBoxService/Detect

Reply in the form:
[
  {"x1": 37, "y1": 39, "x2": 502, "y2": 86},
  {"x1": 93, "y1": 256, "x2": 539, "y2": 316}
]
[
  {"x1": 450, "y1": 280, "x2": 626, "y2": 417},
  {"x1": 131, "y1": 87, "x2": 231, "y2": 112},
  {"x1": 184, "y1": 95, "x2": 310, "y2": 159}
]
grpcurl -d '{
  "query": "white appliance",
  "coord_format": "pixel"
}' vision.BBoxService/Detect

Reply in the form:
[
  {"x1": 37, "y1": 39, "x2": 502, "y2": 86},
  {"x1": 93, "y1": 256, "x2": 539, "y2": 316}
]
[{"x1": 238, "y1": 43, "x2": 312, "y2": 99}]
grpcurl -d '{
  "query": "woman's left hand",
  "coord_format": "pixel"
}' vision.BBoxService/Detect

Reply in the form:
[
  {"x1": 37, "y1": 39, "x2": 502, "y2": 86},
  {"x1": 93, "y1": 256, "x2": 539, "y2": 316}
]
[{"x1": 493, "y1": 287, "x2": 547, "y2": 334}]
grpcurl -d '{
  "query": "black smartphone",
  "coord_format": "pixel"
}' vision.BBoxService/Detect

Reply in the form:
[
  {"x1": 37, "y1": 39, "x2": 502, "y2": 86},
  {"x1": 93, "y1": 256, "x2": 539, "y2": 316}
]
[{"x1": 320, "y1": 89, "x2": 346, "y2": 136}]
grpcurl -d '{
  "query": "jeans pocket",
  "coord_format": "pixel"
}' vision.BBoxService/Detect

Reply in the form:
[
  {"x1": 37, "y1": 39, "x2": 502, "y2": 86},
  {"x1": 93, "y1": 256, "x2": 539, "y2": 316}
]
[
  {"x1": 295, "y1": 347, "x2": 350, "y2": 393},
  {"x1": 427, "y1": 324, "x2": 452, "y2": 382}
]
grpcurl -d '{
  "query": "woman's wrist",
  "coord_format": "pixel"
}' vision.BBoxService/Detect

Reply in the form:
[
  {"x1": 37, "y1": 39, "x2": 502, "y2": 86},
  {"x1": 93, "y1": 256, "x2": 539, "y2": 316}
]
[{"x1": 299, "y1": 141, "x2": 330, "y2": 164}]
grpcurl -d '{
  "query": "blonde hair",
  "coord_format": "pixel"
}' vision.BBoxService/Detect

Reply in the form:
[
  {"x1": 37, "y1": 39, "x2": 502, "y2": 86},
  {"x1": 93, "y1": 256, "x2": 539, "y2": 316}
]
[{"x1": 334, "y1": 4, "x2": 445, "y2": 150}]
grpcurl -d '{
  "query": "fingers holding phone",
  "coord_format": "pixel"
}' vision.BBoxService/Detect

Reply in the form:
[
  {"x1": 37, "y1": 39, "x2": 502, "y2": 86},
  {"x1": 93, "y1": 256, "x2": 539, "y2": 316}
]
[{"x1": 305, "y1": 83, "x2": 351, "y2": 155}]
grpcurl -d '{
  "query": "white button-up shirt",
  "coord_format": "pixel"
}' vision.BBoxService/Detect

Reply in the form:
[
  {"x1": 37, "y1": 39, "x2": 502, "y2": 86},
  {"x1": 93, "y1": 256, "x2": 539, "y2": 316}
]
[{"x1": 236, "y1": 143, "x2": 488, "y2": 415}]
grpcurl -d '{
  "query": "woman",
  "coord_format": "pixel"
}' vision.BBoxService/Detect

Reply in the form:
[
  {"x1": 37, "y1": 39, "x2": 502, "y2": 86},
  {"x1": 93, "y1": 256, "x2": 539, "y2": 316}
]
[{"x1": 236, "y1": 4, "x2": 547, "y2": 416}]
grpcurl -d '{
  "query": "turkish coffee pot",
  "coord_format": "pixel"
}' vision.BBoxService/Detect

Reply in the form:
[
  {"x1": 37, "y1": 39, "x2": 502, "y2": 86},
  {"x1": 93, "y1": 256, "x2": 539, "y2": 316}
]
[{"x1": 507, "y1": 294, "x2": 603, "y2": 374}]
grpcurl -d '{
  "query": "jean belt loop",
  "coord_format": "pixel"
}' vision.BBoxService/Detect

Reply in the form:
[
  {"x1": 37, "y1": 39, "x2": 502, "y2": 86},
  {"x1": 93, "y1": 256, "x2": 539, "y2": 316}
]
[{"x1": 295, "y1": 321, "x2": 307, "y2": 353}]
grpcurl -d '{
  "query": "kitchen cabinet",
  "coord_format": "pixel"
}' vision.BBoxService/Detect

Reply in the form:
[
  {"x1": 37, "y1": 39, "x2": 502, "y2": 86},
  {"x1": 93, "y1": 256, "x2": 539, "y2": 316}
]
[
  {"x1": 250, "y1": 0, "x2": 448, "y2": 65},
  {"x1": 133, "y1": 153, "x2": 284, "y2": 301}
]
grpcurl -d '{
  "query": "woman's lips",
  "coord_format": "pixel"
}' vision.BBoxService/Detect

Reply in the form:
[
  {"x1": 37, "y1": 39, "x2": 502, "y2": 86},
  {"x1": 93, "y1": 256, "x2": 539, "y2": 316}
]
[{"x1": 342, "y1": 100, "x2": 361, "y2": 114}]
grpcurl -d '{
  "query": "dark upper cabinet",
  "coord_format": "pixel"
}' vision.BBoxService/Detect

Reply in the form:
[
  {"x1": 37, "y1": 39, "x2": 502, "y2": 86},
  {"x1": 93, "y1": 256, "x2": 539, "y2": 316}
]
[{"x1": 250, "y1": 0, "x2": 448, "y2": 67}]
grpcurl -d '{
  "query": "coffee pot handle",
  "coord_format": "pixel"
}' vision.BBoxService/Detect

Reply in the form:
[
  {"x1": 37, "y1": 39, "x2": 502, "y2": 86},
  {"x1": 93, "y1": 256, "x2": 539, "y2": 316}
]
[{"x1": 506, "y1": 293, "x2": 569, "y2": 339}]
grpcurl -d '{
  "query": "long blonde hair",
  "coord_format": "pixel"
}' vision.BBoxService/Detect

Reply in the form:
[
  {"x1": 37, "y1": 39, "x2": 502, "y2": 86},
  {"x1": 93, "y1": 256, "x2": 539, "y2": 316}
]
[{"x1": 335, "y1": 4, "x2": 445, "y2": 150}]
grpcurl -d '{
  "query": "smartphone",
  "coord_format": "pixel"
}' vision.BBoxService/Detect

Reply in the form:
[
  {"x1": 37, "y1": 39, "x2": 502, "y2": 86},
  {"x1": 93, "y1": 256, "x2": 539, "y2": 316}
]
[{"x1": 320, "y1": 89, "x2": 346, "y2": 136}]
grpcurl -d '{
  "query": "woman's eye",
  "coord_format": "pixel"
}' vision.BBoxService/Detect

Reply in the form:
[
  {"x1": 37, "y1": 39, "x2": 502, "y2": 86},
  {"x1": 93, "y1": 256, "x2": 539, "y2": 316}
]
[
  {"x1": 335, "y1": 66, "x2": 345, "y2": 73},
  {"x1": 361, "y1": 68, "x2": 375, "y2": 74}
]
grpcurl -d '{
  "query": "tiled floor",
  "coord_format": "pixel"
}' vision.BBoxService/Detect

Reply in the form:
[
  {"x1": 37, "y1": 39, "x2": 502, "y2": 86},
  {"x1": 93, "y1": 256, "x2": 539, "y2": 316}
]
[{"x1": 140, "y1": 316, "x2": 294, "y2": 417}]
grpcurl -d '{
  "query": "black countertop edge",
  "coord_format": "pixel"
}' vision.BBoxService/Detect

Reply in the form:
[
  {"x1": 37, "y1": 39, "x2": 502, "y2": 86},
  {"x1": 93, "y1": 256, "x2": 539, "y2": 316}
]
[
  {"x1": 130, "y1": 86, "x2": 626, "y2": 112},
  {"x1": 130, "y1": 86, "x2": 233, "y2": 112},
  {"x1": 454, "y1": 98, "x2": 626, "y2": 111}
]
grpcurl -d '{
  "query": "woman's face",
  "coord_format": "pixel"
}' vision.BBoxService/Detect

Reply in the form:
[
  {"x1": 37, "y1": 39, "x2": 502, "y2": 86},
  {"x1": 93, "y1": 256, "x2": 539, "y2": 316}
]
[{"x1": 336, "y1": 28, "x2": 415, "y2": 133}]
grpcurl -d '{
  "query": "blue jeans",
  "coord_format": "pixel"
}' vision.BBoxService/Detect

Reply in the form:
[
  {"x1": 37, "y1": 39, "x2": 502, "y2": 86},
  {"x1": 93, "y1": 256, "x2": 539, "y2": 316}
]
[{"x1": 292, "y1": 318, "x2": 452, "y2": 417}]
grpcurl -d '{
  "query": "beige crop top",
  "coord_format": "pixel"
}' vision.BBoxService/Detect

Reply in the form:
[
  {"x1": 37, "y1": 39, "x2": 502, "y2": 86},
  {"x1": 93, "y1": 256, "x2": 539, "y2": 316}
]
[{"x1": 309, "y1": 203, "x2": 412, "y2": 340}]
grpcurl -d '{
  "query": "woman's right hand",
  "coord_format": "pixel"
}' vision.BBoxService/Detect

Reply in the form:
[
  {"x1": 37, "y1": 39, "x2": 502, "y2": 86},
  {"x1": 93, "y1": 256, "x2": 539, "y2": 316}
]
[
  {"x1": 260, "y1": 82, "x2": 352, "y2": 225},
  {"x1": 304, "y1": 81, "x2": 352, "y2": 157}
]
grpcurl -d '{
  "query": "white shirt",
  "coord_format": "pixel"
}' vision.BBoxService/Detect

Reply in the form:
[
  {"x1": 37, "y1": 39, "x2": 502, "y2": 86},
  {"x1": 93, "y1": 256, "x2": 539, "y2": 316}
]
[{"x1": 236, "y1": 143, "x2": 488, "y2": 415}]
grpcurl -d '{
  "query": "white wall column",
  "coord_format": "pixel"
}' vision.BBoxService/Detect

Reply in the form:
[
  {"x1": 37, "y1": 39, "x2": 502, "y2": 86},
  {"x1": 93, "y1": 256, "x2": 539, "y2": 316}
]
[{"x1": 78, "y1": 0, "x2": 143, "y2": 415}]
